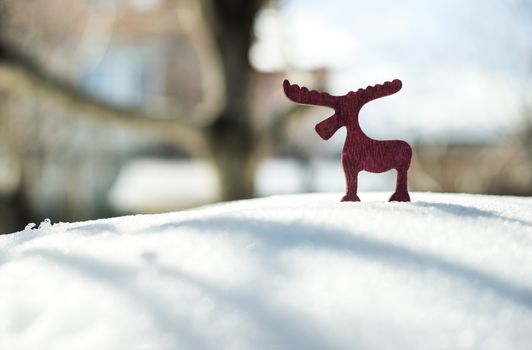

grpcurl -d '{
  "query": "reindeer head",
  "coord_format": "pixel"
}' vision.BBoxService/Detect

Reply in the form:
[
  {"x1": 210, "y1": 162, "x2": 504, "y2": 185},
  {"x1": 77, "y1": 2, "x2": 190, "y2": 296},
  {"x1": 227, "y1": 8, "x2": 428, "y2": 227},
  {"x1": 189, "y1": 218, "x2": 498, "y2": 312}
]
[{"x1": 283, "y1": 79, "x2": 402, "y2": 140}]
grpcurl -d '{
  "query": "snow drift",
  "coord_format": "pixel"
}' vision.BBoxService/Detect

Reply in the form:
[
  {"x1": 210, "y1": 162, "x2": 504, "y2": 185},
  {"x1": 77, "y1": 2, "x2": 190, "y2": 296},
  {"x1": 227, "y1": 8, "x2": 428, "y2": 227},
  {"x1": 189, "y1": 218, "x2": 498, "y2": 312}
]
[{"x1": 1, "y1": 192, "x2": 531, "y2": 350}]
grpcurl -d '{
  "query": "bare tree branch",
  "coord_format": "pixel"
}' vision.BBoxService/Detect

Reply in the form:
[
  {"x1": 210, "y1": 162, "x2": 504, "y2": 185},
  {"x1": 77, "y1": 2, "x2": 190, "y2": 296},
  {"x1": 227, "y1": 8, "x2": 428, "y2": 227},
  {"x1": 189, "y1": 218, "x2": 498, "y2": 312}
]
[{"x1": 0, "y1": 41, "x2": 208, "y2": 155}]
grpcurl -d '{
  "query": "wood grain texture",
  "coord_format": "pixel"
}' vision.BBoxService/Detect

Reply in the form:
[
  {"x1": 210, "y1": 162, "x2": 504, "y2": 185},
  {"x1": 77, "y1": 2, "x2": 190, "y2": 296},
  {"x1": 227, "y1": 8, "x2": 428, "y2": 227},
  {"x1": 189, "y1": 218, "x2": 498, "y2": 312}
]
[{"x1": 283, "y1": 79, "x2": 412, "y2": 202}]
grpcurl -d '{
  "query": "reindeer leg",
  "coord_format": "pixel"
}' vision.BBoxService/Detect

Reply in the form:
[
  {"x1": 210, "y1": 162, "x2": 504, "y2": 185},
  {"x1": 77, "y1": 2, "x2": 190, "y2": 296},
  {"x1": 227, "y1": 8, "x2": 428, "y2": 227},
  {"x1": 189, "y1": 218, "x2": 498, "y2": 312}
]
[
  {"x1": 341, "y1": 158, "x2": 360, "y2": 202},
  {"x1": 389, "y1": 168, "x2": 410, "y2": 202}
]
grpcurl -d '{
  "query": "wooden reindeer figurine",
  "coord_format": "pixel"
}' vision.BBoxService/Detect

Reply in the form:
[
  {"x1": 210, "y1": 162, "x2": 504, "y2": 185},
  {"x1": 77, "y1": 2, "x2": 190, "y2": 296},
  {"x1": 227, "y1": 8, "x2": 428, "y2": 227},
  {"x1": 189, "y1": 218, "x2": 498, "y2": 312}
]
[{"x1": 283, "y1": 79, "x2": 412, "y2": 202}]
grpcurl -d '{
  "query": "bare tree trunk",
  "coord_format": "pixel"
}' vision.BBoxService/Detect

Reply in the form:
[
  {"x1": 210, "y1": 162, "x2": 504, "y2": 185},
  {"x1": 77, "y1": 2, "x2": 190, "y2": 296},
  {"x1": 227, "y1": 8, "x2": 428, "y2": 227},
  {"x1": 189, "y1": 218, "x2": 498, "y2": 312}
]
[
  {"x1": 204, "y1": 0, "x2": 265, "y2": 200},
  {"x1": 207, "y1": 113, "x2": 258, "y2": 200}
]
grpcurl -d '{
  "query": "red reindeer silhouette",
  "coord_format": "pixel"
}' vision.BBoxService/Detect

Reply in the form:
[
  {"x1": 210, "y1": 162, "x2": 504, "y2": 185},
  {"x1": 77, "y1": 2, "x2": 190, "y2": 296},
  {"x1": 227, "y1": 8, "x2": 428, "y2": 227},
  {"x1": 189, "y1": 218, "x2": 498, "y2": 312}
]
[{"x1": 283, "y1": 79, "x2": 412, "y2": 202}]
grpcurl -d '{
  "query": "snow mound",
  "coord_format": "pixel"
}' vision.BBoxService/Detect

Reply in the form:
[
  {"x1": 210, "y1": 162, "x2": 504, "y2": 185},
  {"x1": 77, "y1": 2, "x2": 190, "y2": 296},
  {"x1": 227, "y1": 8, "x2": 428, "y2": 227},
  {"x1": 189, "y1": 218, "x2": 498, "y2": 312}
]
[{"x1": 1, "y1": 192, "x2": 532, "y2": 350}]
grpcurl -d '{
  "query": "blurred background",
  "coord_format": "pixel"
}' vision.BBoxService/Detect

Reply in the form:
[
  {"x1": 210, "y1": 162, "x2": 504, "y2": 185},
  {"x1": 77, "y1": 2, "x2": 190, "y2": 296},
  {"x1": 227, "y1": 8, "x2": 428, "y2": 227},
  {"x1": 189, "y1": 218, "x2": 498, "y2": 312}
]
[{"x1": 0, "y1": 0, "x2": 531, "y2": 234}]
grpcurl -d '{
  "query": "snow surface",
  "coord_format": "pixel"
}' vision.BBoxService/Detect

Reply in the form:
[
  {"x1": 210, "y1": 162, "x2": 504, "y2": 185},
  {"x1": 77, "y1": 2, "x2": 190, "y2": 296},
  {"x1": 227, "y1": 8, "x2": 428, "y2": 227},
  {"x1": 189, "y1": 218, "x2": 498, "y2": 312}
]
[{"x1": 1, "y1": 192, "x2": 532, "y2": 350}]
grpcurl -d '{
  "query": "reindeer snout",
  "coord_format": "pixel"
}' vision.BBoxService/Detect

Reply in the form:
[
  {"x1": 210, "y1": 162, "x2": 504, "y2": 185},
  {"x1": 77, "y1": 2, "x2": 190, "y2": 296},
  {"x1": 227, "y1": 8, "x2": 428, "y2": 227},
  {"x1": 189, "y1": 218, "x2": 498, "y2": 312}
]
[{"x1": 315, "y1": 115, "x2": 340, "y2": 140}]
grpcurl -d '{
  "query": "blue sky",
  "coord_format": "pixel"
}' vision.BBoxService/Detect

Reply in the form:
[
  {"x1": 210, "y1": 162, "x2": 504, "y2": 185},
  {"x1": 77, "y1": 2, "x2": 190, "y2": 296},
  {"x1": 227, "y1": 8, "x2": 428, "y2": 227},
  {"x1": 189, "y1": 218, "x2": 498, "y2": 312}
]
[{"x1": 252, "y1": 0, "x2": 532, "y2": 141}]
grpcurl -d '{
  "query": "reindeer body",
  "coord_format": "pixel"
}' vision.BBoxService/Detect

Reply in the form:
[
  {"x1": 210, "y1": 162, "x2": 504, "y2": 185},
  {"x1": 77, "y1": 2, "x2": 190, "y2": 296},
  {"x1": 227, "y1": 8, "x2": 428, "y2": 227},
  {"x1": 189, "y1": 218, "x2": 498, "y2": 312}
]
[{"x1": 284, "y1": 79, "x2": 412, "y2": 202}]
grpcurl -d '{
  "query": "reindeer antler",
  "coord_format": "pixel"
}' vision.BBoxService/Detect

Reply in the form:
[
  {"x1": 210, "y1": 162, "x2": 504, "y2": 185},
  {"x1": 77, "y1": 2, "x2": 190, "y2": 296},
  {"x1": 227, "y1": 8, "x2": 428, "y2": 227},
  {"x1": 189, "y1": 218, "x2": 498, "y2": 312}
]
[
  {"x1": 283, "y1": 80, "x2": 337, "y2": 108},
  {"x1": 357, "y1": 79, "x2": 402, "y2": 103}
]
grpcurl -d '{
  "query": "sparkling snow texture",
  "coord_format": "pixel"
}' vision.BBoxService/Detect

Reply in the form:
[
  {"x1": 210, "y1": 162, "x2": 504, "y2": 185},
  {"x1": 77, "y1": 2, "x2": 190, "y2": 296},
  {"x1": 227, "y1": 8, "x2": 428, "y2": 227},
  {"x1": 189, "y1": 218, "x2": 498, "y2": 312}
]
[{"x1": 1, "y1": 192, "x2": 532, "y2": 350}]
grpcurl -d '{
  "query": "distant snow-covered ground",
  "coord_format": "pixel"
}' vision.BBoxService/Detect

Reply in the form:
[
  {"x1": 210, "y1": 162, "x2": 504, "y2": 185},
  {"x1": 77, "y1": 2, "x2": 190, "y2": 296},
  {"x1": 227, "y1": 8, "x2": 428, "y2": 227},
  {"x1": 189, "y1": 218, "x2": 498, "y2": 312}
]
[
  {"x1": 1, "y1": 192, "x2": 532, "y2": 350},
  {"x1": 109, "y1": 158, "x2": 396, "y2": 212}
]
